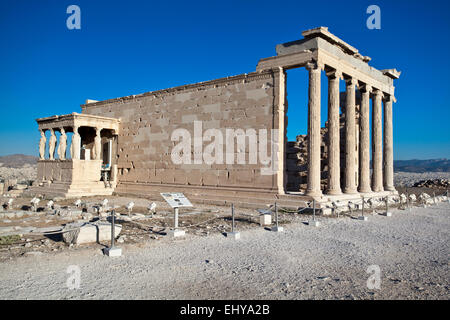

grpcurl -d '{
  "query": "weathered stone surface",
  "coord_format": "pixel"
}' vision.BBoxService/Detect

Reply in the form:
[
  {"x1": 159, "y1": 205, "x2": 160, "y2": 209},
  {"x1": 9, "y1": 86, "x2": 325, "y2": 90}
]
[
  {"x1": 29, "y1": 27, "x2": 399, "y2": 209},
  {"x1": 413, "y1": 179, "x2": 449, "y2": 189},
  {"x1": 62, "y1": 221, "x2": 122, "y2": 245}
]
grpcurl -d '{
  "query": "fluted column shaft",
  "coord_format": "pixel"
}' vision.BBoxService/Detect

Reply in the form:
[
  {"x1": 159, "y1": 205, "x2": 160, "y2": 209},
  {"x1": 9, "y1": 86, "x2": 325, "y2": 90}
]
[
  {"x1": 306, "y1": 62, "x2": 322, "y2": 196},
  {"x1": 344, "y1": 78, "x2": 358, "y2": 194},
  {"x1": 359, "y1": 84, "x2": 372, "y2": 193},
  {"x1": 383, "y1": 96, "x2": 395, "y2": 191},
  {"x1": 326, "y1": 70, "x2": 342, "y2": 195},
  {"x1": 372, "y1": 89, "x2": 383, "y2": 192}
]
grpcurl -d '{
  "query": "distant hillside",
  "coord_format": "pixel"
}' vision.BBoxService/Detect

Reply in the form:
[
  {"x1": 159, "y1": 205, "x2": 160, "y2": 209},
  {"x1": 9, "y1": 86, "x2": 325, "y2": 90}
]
[
  {"x1": 0, "y1": 154, "x2": 448, "y2": 173},
  {"x1": 394, "y1": 159, "x2": 450, "y2": 173},
  {"x1": 0, "y1": 154, "x2": 38, "y2": 168}
]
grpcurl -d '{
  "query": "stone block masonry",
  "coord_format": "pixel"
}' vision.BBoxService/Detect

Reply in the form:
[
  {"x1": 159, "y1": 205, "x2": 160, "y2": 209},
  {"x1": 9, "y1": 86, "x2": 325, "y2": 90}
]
[
  {"x1": 81, "y1": 70, "x2": 284, "y2": 196},
  {"x1": 32, "y1": 26, "x2": 400, "y2": 208}
]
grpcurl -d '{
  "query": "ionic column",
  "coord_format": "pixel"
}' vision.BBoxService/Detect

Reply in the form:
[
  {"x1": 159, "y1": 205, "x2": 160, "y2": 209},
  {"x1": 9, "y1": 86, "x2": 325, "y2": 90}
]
[
  {"x1": 344, "y1": 78, "x2": 358, "y2": 194},
  {"x1": 48, "y1": 129, "x2": 57, "y2": 160},
  {"x1": 94, "y1": 127, "x2": 102, "y2": 160},
  {"x1": 57, "y1": 128, "x2": 67, "y2": 160},
  {"x1": 39, "y1": 129, "x2": 46, "y2": 160},
  {"x1": 372, "y1": 89, "x2": 383, "y2": 192},
  {"x1": 359, "y1": 84, "x2": 372, "y2": 193},
  {"x1": 383, "y1": 95, "x2": 395, "y2": 191},
  {"x1": 305, "y1": 62, "x2": 322, "y2": 197},
  {"x1": 326, "y1": 70, "x2": 342, "y2": 195},
  {"x1": 71, "y1": 126, "x2": 81, "y2": 160}
]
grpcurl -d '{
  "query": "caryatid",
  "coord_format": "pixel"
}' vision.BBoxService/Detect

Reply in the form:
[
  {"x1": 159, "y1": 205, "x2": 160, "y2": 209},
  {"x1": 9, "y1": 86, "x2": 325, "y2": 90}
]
[
  {"x1": 94, "y1": 127, "x2": 102, "y2": 160},
  {"x1": 39, "y1": 129, "x2": 46, "y2": 160},
  {"x1": 57, "y1": 128, "x2": 67, "y2": 160},
  {"x1": 71, "y1": 126, "x2": 81, "y2": 159},
  {"x1": 48, "y1": 129, "x2": 57, "y2": 160}
]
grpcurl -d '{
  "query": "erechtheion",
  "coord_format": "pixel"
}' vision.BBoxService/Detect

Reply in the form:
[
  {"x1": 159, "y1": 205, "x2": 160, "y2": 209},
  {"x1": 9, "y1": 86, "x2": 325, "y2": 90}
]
[{"x1": 31, "y1": 27, "x2": 400, "y2": 212}]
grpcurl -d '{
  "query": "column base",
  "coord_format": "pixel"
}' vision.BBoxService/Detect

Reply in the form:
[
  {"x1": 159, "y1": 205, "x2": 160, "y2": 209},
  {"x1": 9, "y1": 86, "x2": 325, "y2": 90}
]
[
  {"x1": 306, "y1": 189, "x2": 323, "y2": 197},
  {"x1": 358, "y1": 187, "x2": 372, "y2": 193},
  {"x1": 326, "y1": 189, "x2": 342, "y2": 195},
  {"x1": 343, "y1": 188, "x2": 358, "y2": 194},
  {"x1": 384, "y1": 186, "x2": 396, "y2": 192}
]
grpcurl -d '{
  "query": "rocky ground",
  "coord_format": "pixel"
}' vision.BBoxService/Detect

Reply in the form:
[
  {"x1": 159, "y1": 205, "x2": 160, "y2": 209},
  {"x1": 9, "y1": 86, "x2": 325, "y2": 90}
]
[
  {"x1": 0, "y1": 196, "x2": 448, "y2": 300},
  {"x1": 0, "y1": 167, "x2": 449, "y2": 300},
  {"x1": 0, "y1": 195, "x2": 298, "y2": 263}
]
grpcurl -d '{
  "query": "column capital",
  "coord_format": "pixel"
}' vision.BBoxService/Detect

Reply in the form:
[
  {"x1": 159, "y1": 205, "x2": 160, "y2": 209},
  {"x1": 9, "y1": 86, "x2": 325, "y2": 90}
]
[
  {"x1": 325, "y1": 69, "x2": 342, "y2": 80},
  {"x1": 372, "y1": 88, "x2": 382, "y2": 96},
  {"x1": 360, "y1": 83, "x2": 372, "y2": 93},
  {"x1": 383, "y1": 93, "x2": 394, "y2": 102},
  {"x1": 305, "y1": 61, "x2": 323, "y2": 72},
  {"x1": 345, "y1": 77, "x2": 358, "y2": 86}
]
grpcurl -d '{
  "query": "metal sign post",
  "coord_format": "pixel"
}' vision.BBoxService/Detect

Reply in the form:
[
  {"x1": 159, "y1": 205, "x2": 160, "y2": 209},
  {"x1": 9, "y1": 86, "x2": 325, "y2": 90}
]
[
  {"x1": 226, "y1": 203, "x2": 240, "y2": 239},
  {"x1": 160, "y1": 193, "x2": 192, "y2": 238},
  {"x1": 271, "y1": 202, "x2": 283, "y2": 232},
  {"x1": 362, "y1": 196, "x2": 365, "y2": 217},
  {"x1": 313, "y1": 200, "x2": 316, "y2": 221},
  {"x1": 167, "y1": 206, "x2": 185, "y2": 238},
  {"x1": 104, "y1": 209, "x2": 122, "y2": 257},
  {"x1": 384, "y1": 196, "x2": 392, "y2": 216},
  {"x1": 309, "y1": 200, "x2": 320, "y2": 227},
  {"x1": 111, "y1": 210, "x2": 115, "y2": 248},
  {"x1": 357, "y1": 199, "x2": 368, "y2": 221},
  {"x1": 231, "y1": 204, "x2": 235, "y2": 233}
]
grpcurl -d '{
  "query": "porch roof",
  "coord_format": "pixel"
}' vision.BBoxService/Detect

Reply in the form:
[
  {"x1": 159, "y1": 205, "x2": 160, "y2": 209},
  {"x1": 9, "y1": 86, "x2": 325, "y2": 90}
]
[{"x1": 36, "y1": 112, "x2": 120, "y2": 134}]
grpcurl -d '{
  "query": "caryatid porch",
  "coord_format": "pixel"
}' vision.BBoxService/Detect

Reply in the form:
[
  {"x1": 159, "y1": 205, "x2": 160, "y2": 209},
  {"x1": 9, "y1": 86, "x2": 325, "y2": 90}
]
[
  {"x1": 33, "y1": 113, "x2": 120, "y2": 198},
  {"x1": 257, "y1": 26, "x2": 401, "y2": 205}
]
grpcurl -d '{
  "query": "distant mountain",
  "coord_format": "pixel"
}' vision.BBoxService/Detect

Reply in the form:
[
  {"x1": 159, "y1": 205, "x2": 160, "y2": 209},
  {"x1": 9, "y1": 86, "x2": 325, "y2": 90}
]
[
  {"x1": 0, "y1": 154, "x2": 39, "y2": 168},
  {"x1": 394, "y1": 159, "x2": 450, "y2": 173}
]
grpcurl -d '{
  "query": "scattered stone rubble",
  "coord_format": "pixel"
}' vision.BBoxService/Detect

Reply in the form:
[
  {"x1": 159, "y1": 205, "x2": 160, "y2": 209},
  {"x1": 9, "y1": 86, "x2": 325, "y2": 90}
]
[
  {"x1": 412, "y1": 179, "x2": 449, "y2": 189},
  {"x1": 0, "y1": 186, "x2": 448, "y2": 261}
]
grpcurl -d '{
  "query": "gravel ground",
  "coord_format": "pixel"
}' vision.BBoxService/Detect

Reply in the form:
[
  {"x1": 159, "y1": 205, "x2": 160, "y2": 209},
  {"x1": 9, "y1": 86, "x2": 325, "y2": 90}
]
[
  {"x1": 394, "y1": 171, "x2": 450, "y2": 187},
  {"x1": 0, "y1": 202, "x2": 448, "y2": 300}
]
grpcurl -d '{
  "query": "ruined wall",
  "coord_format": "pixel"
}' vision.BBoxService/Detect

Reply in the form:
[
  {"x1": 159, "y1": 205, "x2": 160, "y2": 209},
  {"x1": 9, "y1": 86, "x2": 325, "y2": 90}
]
[{"x1": 81, "y1": 70, "x2": 284, "y2": 195}]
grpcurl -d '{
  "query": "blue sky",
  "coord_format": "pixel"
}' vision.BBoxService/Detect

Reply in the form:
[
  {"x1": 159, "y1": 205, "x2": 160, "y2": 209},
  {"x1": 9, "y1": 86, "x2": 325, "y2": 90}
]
[{"x1": 0, "y1": 0, "x2": 449, "y2": 160}]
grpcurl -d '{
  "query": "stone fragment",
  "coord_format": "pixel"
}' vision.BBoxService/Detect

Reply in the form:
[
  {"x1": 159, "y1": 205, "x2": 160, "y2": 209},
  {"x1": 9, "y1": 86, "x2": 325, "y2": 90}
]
[{"x1": 62, "y1": 221, "x2": 122, "y2": 245}]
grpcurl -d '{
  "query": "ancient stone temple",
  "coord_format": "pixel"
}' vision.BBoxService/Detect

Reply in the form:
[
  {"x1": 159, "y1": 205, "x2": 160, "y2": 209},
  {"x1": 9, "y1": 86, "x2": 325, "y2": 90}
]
[{"x1": 32, "y1": 27, "x2": 400, "y2": 212}]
